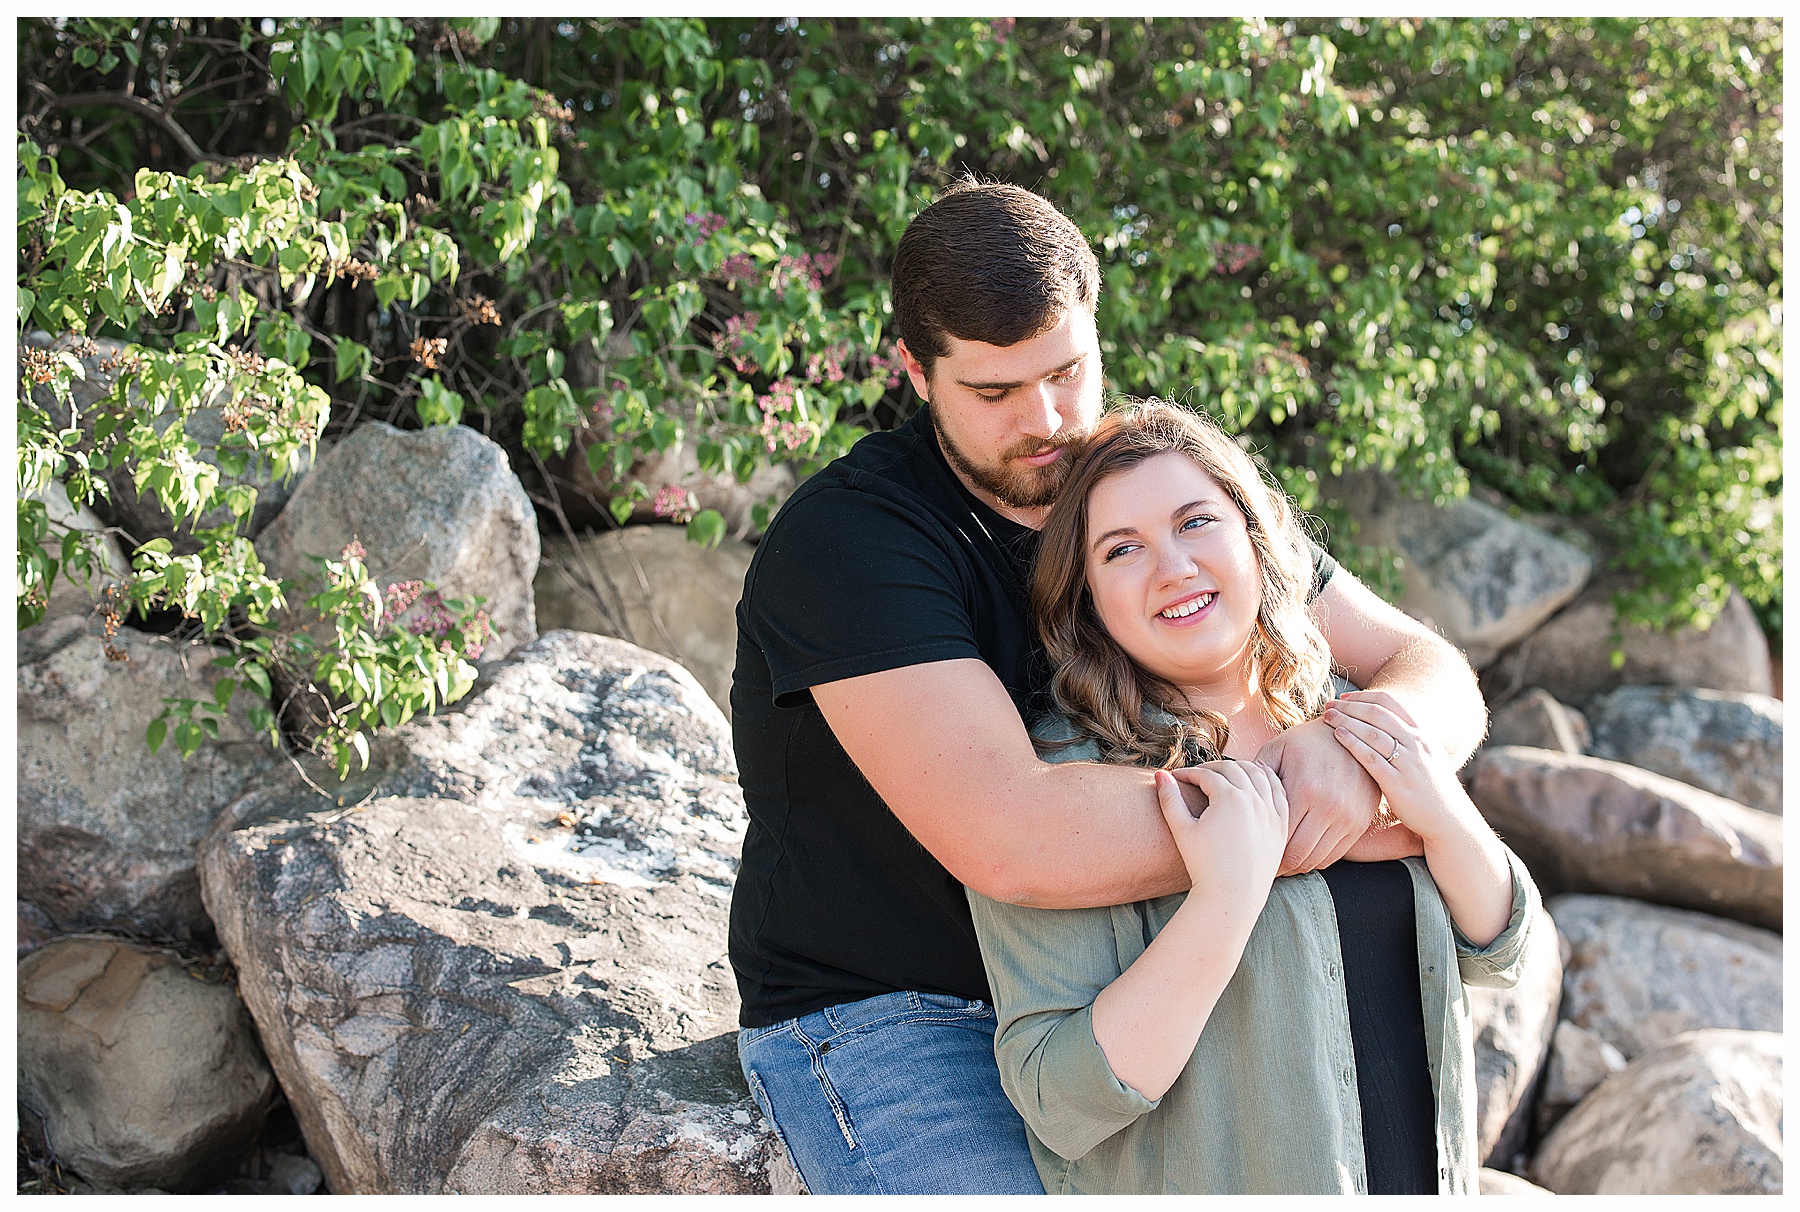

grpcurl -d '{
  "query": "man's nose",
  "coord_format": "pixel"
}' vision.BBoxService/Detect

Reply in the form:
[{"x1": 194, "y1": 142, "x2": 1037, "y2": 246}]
[{"x1": 1017, "y1": 383, "x2": 1063, "y2": 439}]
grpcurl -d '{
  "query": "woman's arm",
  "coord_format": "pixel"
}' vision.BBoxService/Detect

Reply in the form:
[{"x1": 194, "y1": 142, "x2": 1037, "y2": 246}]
[
  {"x1": 1089, "y1": 764, "x2": 1288, "y2": 1101},
  {"x1": 970, "y1": 762, "x2": 1289, "y2": 1161},
  {"x1": 1323, "y1": 690, "x2": 1512, "y2": 946}
]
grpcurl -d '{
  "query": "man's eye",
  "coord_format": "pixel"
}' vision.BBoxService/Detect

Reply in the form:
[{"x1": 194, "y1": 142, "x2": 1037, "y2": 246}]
[
  {"x1": 1050, "y1": 364, "x2": 1080, "y2": 382},
  {"x1": 978, "y1": 388, "x2": 1009, "y2": 401}
]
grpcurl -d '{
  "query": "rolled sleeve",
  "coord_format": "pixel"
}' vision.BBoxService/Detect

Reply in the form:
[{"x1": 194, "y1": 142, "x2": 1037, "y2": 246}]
[
  {"x1": 967, "y1": 892, "x2": 1161, "y2": 1160},
  {"x1": 1452, "y1": 843, "x2": 1542, "y2": 989}
]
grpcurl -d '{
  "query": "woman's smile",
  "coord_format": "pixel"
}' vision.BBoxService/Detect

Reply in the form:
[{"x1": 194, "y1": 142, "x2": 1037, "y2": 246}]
[{"x1": 1156, "y1": 589, "x2": 1217, "y2": 623}]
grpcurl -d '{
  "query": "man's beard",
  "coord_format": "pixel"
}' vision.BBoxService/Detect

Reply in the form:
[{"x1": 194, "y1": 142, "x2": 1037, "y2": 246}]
[{"x1": 938, "y1": 424, "x2": 1089, "y2": 510}]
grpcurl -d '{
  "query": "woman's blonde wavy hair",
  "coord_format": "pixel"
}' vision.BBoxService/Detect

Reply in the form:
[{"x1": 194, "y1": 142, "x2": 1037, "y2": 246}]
[{"x1": 1031, "y1": 399, "x2": 1333, "y2": 769}]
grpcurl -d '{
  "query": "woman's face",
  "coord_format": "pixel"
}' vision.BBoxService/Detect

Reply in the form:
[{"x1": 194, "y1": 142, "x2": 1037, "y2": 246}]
[{"x1": 1082, "y1": 451, "x2": 1264, "y2": 693}]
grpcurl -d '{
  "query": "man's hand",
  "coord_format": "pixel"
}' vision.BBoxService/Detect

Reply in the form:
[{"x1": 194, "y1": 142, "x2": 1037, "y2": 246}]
[{"x1": 1256, "y1": 717, "x2": 1383, "y2": 874}]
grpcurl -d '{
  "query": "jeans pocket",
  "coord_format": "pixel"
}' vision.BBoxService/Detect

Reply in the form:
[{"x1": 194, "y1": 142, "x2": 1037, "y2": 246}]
[{"x1": 912, "y1": 992, "x2": 992, "y2": 1019}]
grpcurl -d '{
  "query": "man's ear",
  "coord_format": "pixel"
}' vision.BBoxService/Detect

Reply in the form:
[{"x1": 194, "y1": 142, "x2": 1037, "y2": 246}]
[{"x1": 895, "y1": 339, "x2": 933, "y2": 403}]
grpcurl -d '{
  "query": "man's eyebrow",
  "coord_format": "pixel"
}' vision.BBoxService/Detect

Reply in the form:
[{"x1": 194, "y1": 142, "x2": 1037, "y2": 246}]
[
  {"x1": 954, "y1": 354, "x2": 1084, "y2": 392},
  {"x1": 1088, "y1": 500, "x2": 1216, "y2": 552}
]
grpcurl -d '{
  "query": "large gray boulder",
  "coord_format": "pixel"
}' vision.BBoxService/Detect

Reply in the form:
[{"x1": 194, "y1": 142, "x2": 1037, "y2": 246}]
[
  {"x1": 1547, "y1": 895, "x2": 1781, "y2": 1060},
  {"x1": 1465, "y1": 747, "x2": 1781, "y2": 930},
  {"x1": 1332, "y1": 472, "x2": 1592, "y2": 668},
  {"x1": 17, "y1": 614, "x2": 280, "y2": 941},
  {"x1": 1484, "y1": 578, "x2": 1773, "y2": 704},
  {"x1": 256, "y1": 421, "x2": 538, "y2": 663},
  {"x1": 534, "y1": 526, "x2": 752, "y2": 715},
  {"x1": 1584, "y1": 685, "x2": 1782, "y2": 816},
  {"x1": 197, "y1": 630, "x2": 785, "y2": 1194},
  {"x1": 1530, "y1": 1029, "x2": 1782, "y2": 1195},
  {"x1": 1469, "y1": 908, "x2": 1563, "y2": 1168},
  {"x1": 25, "y1": 331, "x2": 311, "y2": 549},
  {"x1": 18, "y1": 936, "x2": 276, "y2": 1191},
  {"x1": 1485, "y1": 688, "x2": 1589, "y2": 755}
]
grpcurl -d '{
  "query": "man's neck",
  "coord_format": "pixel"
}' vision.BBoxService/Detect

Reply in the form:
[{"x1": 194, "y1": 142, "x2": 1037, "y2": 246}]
[{"x1": 953, "y1": 468, "x2": 1051, "y2": 531}]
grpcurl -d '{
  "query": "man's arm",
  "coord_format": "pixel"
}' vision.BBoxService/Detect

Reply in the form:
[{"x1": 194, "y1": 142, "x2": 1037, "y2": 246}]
[
  {"x1": 811, "y1": 658, "x2": 1191, "y2": 908},
  {"x1": 1261, "y1": 565, "x2": 1487, "y2": 873}
]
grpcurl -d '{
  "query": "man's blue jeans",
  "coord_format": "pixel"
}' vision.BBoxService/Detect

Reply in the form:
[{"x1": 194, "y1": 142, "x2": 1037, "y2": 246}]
[{"x1": 737, "y1": 990, "x2": 1046, "y2": 1194}]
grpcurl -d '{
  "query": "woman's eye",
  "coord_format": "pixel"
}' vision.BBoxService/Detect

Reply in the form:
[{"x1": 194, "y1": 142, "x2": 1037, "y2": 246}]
[{"x1": 1103, "y1": 542, "x2": 1142, "y2": 561}]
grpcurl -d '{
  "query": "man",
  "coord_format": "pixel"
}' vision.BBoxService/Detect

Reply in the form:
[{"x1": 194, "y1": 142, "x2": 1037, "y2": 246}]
[{"x1": 728, "y1": 181, "x2": 1486, "y2": 1194}]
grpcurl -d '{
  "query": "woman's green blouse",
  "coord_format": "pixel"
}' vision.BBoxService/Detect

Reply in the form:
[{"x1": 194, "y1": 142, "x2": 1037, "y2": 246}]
[{"x1": 966, "y1": 728, "x2": 1544, "y2": 1195}]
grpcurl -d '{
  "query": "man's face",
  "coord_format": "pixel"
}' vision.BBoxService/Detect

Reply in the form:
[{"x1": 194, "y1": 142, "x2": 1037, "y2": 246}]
[{"x1": 897, "y1": 307, "x2": 1104, "y2": 521}]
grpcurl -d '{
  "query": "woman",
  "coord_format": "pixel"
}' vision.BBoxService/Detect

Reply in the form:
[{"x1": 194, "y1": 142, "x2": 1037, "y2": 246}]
[{"x1": 966, "y1": 400, "x2": 1542, "y2": 1194}]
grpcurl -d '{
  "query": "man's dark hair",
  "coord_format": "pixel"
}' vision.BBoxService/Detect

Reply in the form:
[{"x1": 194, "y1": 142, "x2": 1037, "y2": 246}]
[{"x1": 890, "y1": 178, "x2": 1100, "y2": 380}]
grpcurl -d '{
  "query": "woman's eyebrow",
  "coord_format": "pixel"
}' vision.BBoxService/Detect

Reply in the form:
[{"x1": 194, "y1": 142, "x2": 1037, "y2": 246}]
[
  {"x1": 1088, "y1": 500, "x2": 1216, "y2": 552},
  {"x1": 1089, "y1": 524, "x2": 1139, "y2": 551}
]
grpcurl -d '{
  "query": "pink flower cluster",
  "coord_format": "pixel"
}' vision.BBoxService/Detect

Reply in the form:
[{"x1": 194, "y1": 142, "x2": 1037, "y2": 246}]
[
  {"x1": 654, "y1": 484, "x2": 697, "y2": 524},
  {"x1": 380, "y1": 580, "x2": 491, "y2": 659},
  {"x1": 991, "y1": 17, "x2": 1016, "y2": 44},
  {"x1": 755, "y1": 378, "x2": 818, "y2": 453},
  {"x1": 712, "y1": 312, "x2": 760, "y2": 374},
  {"x1": 340, "y1": 540, "x2": 367, "y2": 563},
  {"x1": 866, "y1": 350, "x2": 907, "y2": 390},
  {"x1": 771, "y1": 251, "x2": 840, "y2": 299},
  {"x1": 805, "y1": 342, "x2": 851, "y2": 384},
  {"x1": 380, "y1": 580, "x2": 426, "y2": 628},
  {"x1": 720, "y1": 253, "x2": 759, "y2": 287},
  {"x1": 1211, "y1": 242, "x2": 1262, "y2": 275},
  {"x1": 685, "y1": 211, "x2": 728, "y2": 241}
]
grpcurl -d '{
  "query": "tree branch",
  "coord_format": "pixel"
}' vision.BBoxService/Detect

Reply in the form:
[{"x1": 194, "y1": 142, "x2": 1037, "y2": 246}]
[{"x1": 40, "y1": 87, "x2": 223, "y2": 165}]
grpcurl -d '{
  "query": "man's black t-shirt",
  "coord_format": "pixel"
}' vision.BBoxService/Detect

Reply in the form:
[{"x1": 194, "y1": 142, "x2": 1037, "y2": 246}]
[{"x1": 728, "y1": 405, "x2": 1334, "y2": 1029}]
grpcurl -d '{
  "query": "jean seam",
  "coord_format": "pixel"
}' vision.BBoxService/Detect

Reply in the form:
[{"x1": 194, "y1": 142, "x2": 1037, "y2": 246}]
[
  {"x1": 822, "y1": 1005, "x2": 991, "y2": 1041},
  {"x1": 744, "y1": 1067, "x2": 801, "y2": 1170},
  {"x1": 799, "y1": 1023, "x2": 865, "y2": 1160}
]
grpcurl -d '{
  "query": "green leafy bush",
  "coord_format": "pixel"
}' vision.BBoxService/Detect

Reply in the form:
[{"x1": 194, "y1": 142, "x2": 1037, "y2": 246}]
[{"x1": 18, "y1": 18, "x2": 1781, "y2": 762}]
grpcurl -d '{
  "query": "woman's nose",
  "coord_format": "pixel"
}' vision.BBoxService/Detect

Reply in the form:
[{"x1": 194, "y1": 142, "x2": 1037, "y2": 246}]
[{"x1": 1155, "y1": 546, "x2": 1198, "y2": 586}]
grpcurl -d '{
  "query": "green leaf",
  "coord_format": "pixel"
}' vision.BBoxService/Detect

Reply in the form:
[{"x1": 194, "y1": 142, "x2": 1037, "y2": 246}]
[
  {"x1": 214, "y1": 677, "x2": 237, "y2": 710},
  {"x1": 415, "y1": 376, "x2": 465, "y2": 427},
  {"x1": 241, "y1": 662, "x2": 272, "y2": 699},
  {"x1": 335, "y1": 338, "x2": 371, "y2": 384},
  {"x1": 146, "y1": 717, "x2": 167, "y2": 753},
  {"x1": 687, "y1": 508, "x2": 726, "y2": 549}
]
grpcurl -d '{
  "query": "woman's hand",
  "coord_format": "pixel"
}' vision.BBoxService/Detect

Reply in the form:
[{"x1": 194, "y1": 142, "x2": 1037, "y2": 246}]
[
  {"x1": 1323, "y1": 689, "x2": 1513, "y2": 945},
  {"x1": 1155, "y1": 760, "x2": 1288, "y2": 902},
  {"x1": 1320, "y1": 690, "x2": 1473, "y2": 842}
]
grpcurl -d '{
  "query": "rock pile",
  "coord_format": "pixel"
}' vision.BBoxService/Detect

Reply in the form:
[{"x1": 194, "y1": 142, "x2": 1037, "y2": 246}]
[{"x1": 14, "y1": 414, "x2": 1782, "y2": 1195}]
